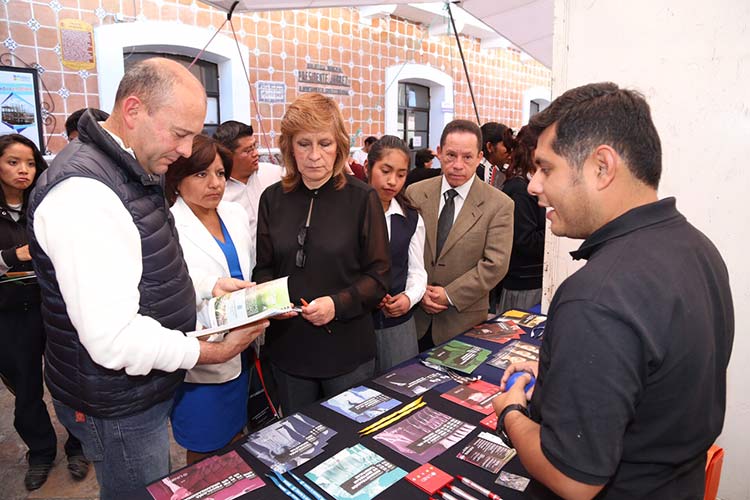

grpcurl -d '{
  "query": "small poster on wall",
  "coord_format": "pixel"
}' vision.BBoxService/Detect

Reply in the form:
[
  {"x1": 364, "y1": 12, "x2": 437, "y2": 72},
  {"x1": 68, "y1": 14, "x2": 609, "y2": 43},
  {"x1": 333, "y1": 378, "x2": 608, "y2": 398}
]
[
  {"x1": 0, "y1": 66, "x2": 45, "y2": 151},
  {"x1": 59, "y1": 19, "x2": 96, "y2": 70}
]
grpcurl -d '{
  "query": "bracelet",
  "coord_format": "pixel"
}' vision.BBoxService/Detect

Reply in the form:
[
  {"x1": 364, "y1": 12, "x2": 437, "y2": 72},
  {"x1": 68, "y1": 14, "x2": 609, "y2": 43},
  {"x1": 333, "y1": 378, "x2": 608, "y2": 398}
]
[{"x1": 495, "y1": 403, "x2": 529, "y2": 449}]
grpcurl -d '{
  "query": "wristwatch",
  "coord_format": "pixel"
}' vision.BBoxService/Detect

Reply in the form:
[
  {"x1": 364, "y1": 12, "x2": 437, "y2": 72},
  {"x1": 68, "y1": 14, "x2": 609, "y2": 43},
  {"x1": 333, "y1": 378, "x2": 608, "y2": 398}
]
[{"x1": 496, "y1": 403, "x2": 529, "y2": 449}]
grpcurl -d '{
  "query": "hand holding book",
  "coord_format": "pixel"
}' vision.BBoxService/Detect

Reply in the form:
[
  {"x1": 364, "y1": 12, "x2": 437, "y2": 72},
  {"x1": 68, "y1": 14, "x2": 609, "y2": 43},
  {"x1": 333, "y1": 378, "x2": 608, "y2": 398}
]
[{"x1": 187, "y1": 276, "x2": 296, "y2": 339}]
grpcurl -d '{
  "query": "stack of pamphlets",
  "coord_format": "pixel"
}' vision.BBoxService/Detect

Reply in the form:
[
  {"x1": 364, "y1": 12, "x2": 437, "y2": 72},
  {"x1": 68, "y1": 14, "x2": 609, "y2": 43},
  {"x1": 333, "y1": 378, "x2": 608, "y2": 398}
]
[
  {"x1": 440, "y1": 380, "x2": 504, "y2": 415},
  {"x1": 242, "y1": 413, "x2": 336, "y2": 473},
  {"x1": 321, "y1": 385, "x2": 401, "y2": 423},
  {"x1": 373, "y1": 363, "x2": 451, "y2": 397},
  {"x1": 188, "y1": 276, "x2": 295, "y2": 339},
  {"x1": 465, "y1": 318, "x2": 525, "y2": 344},
  {"x1": 146, "y1": 450, "x2": 264, "y2": 500},
  {"x1": 424, "y1": 340, "x2": 491, "y2": 374},
  {"x1": 373, "y1": 406, "x2": 475, "y2": 464},
  {"x1": 500, "y1": 309, "x2": 547, "y2": 328},
  {"x1": 305, "y1": 444, "x2": 407, "y2": 500},
  {"x1": 486, "y1": 341, "x2": 540, "y2": 371},
  {"x1": 456, "y1": 431, "x2": 517, "y2": 473}
]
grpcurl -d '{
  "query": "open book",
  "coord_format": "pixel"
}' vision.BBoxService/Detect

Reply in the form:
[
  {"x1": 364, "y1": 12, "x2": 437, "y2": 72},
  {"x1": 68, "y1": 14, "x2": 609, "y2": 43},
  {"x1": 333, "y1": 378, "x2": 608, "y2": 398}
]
[{"x1": 187, "y1": 276, "x2": 296, "y2": 339}]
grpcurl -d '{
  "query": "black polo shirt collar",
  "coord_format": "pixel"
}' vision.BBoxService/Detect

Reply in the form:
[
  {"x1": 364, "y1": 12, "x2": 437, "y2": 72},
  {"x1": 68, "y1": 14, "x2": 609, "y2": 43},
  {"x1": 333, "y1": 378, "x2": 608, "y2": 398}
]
[{"x1": 570, "y1": 197, "x2": 683, "y2": 261}]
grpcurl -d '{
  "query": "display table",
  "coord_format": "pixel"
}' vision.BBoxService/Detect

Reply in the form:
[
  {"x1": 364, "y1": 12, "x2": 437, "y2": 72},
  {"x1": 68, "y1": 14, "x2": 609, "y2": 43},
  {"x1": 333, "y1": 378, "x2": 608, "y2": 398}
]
[{"x1": 137, "y1": 317, "x2": 544, "y2": 500}]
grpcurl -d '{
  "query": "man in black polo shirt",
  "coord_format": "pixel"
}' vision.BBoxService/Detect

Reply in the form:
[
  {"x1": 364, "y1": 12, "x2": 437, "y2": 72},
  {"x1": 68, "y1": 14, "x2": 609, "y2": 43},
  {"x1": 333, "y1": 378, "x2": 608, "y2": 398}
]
[{"x1": 491, "y1": 82, "x2": 734, "y2": 499}]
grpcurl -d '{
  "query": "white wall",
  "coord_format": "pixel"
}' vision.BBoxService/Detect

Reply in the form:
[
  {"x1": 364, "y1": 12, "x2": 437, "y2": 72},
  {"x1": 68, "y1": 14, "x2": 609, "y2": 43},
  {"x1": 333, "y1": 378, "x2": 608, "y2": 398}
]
[
  {"x1": 384, "y1": 63, "x2": 454, "y2": 152},
  {"x1": 548, "y1": 1, "x2": 750, "y2": 498},
  {"x1": 94, "y1": 22, "x2": 250, "y2": 123}
]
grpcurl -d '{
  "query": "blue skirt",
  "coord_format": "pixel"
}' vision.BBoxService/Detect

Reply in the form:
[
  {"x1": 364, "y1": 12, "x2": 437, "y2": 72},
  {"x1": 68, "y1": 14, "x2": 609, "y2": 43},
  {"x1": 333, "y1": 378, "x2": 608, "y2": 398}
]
[{"x1": 171, "y1": 363, "x2": 249, "y2": 452}]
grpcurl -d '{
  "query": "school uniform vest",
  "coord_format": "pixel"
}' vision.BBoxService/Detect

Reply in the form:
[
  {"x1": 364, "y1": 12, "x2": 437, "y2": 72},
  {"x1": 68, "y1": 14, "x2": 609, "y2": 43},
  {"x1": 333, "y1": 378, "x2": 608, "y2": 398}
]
[
  {"x1": 373, "y1": 206, "x2": 418, "y2": 329},
  {"x1": 26, "y1": 110, "x2": 196, "y2": 418}
]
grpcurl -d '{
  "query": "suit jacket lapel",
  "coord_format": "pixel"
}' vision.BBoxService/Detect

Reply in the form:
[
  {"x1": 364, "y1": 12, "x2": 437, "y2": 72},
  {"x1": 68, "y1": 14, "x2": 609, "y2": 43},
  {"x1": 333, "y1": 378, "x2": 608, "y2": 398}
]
[
  {"x1": 439, "y1": 177, "x2": 484, "y2": 258},
  {"x1": 173, "y1": 197, "x2": 229, "y2": 273}
]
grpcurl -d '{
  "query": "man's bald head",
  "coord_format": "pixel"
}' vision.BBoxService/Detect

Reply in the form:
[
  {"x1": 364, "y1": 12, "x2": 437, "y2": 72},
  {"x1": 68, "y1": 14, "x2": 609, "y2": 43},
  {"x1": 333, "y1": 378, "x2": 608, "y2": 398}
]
[{"x1": 114, "y1": 58, "x2": 205, "y2": 114}]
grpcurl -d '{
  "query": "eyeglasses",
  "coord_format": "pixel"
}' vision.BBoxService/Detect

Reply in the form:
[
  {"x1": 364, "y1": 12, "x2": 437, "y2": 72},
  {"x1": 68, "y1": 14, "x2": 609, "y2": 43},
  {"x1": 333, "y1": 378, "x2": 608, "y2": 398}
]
[
  {"x1": 237, "y1": 144, "x2": 258, "y2": 156},
  {"x1": 296, "y1": 226, "x2": 308, "y2": 268},
  {"x1": 296, "y1": 198, "x2": 315, "y2": 268}
]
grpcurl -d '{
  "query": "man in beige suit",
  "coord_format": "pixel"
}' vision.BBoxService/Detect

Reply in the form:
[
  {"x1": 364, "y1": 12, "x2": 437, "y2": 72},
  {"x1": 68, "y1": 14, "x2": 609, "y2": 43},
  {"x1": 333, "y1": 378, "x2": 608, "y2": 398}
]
[{"x1": 406, "y1": 119, "x2": 514, "y2": 349}]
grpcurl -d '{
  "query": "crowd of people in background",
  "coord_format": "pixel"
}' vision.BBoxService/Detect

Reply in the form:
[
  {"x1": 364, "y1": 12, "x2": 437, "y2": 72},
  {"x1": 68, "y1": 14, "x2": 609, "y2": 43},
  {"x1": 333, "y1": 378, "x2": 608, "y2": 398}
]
[
  {"x1": 0, "y1": 58, "x2": 541, "y2": 494},
  {"x1": 0, "y1": 57, "x2": 732, "y2": 500}
]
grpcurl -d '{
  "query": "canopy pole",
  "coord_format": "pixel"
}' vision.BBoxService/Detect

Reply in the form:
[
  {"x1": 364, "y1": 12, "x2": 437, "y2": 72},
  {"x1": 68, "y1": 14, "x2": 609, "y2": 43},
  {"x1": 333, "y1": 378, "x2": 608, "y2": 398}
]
[{"x1": 446, "y1": 2, "x2": 481, "y2": 125}]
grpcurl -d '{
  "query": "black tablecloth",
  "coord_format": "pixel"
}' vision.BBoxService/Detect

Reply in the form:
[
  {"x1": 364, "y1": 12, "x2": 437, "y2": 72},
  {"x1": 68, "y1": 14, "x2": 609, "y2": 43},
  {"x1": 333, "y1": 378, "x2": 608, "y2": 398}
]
[{"x1": 137, "y1": 322, "x2": 543, "y2": 500}]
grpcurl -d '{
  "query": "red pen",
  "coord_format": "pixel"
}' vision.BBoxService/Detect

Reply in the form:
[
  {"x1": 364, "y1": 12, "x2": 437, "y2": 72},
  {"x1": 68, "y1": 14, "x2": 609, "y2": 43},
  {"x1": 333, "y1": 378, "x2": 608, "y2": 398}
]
[
  {"x1": 455, "y1": 475, "x2": 503, "y2": 500},
  {"x1": 300, "y1": 298, "x2": 332, "y2": 334}
]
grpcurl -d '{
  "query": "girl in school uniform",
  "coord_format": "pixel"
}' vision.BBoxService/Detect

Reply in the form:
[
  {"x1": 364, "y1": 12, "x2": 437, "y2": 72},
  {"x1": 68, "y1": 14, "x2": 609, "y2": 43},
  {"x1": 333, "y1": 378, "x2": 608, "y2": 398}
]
[{"x1": 368, "y1": 135, "x2": 427, "y2": 373}]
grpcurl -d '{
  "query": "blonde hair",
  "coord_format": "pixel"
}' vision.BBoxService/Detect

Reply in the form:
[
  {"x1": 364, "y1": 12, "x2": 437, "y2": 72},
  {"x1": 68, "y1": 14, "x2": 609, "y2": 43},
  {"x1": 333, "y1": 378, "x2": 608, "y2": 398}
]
[{"x1": 279, "y1": 93, "x2": 349, "y2": 192}]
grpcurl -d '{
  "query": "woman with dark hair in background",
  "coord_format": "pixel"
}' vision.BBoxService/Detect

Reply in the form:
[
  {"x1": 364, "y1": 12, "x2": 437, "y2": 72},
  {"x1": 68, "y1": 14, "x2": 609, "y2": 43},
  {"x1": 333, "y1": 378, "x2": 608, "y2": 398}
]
[
  {"x1": 253, "y1": 93, "x2": 390, "y2": 414},
  {"x1": 496, "y1": 126, "x2": 545, "y2": 313},
  {"x1": 165, "y1": 135, "x2": 260, "y2": 464},
  {"x1": 368, "y1": 135, "x2": 427, "y2": 373},
  {"x1": 478, "y1": 122, "x2": 514, "y2": 189},
  {"x1": 0, "y1": 134, "x2": 89, "y2": 490}
]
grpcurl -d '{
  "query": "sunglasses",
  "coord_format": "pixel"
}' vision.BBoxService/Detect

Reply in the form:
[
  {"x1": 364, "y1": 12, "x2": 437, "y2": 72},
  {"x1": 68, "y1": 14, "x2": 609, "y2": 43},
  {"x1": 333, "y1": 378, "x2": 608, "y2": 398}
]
[
  {"x1": 296, "y1": 198, "x2": 315, "y2": 268},
  {"x1": 296, "y1": 226, "x2": 308, "y2": 268}
]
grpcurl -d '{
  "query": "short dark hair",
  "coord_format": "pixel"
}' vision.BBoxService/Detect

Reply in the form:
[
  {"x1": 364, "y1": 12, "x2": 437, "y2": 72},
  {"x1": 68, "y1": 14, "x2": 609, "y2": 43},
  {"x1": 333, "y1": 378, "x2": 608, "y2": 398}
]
[
  {"x1": 440, "y1": 119, "x2": 482, "y2": 152},
  {"x1": 213, "y1": 120, "x2": 254, "y2": 152},
  {"x1": 65, "y1": 108, "x2": 109, "y2": 137},
  {"x1": 364, "y1": 136, "x2": 377, "y2": 147},
  {"x1": 164, "y1": 135, "x2": 232, "y2": 206},
  {"x1": 414, "y1": 148, "x2": 435, "y2": 169},
  {"x1": 480, "y1": 122, "x2": 513, "y2": 157},
  {"x1": 529, "y1": 82, "x2": 662, "y2": 188},
  {"x1": 0, "y1": 134, "x2": 47, "y2": 211}
]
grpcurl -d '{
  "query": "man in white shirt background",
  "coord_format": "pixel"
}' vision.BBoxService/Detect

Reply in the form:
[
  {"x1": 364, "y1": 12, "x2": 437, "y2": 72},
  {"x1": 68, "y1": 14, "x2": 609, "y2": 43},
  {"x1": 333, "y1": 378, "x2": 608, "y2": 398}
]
[
  {"x1": 213, "y1": 120, "x2": 284, "y2": 237},
  {"x1": 352, "y1": 135, "x2": 377, "y2": 167},
  {"x1": 26, "y1": 58, "x2": 266, "y2": 499}
]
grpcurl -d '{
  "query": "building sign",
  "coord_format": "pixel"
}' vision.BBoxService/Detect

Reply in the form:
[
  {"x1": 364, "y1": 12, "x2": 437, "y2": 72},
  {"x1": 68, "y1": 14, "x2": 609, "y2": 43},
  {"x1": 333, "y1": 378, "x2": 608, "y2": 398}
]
[
  {"x1": 58, "y1": 19, "x2": 95, "y2": 70},
  {"x1": 256, "y1": 81, "x2": 286, "y2": 103},
  {"x1": 297, "y1": 63, "x2": 351, "y2": 96}
]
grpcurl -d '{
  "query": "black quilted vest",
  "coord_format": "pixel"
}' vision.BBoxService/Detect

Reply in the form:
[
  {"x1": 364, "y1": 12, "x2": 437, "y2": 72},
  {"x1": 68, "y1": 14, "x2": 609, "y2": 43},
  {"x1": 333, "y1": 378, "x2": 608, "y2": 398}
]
[
  {"x1": 26, "y1": 110, "x2": 196, "y2": 418},
  {"x1": 373, "y1": 206, "x2": 419, "y2": 329}
]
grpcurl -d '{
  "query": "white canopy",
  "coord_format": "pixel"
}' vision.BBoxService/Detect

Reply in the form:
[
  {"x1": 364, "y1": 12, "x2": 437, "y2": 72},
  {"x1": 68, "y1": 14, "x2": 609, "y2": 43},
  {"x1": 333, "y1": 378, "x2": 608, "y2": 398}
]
[{"x1": 196, "y1": 0, "x2": 553, "y2": 68}]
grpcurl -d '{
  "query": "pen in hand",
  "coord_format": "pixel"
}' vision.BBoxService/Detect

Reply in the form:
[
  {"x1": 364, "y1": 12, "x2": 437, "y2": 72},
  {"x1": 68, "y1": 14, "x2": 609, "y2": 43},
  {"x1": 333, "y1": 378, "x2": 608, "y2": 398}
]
[{"x1": 300, "y1": 298, "x2": 333, "y2": 334}]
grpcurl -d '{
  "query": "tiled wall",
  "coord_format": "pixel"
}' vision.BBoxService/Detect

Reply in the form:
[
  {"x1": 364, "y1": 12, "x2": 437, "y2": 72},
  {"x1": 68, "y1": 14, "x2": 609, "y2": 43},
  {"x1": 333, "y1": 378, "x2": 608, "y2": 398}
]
[{"x1": 1, "y1": 0, "x2": 551, "y2": 153}]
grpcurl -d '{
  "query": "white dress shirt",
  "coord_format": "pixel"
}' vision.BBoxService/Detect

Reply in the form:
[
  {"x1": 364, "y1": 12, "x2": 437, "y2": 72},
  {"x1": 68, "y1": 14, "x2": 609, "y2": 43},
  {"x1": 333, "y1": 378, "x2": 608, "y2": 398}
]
[
  {"x1": 352, "y1": 149, "x2": 368, "y2": 165},
  {"x1": 438, "y1": 174, "x2": 474, "y2": 224},
  {"x1": 384, "y1": 198, "x2": 427, "y2": 308},
  {"x1": 437, "y1": 175, "x2": 475, "y2": 306},
  {"x1": 223, "y1": 161, "x2": 284, "y2": 238},
  {"x1": 33, "y1": 128, "x2": 200, "y2": 377}
]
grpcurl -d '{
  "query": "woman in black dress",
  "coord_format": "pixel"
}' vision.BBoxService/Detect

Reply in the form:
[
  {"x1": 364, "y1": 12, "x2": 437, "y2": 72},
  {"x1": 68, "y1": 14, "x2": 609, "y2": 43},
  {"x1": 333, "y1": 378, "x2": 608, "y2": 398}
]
[{"x1": 253, "y1": 93, "x2": 390, "y2": 414}]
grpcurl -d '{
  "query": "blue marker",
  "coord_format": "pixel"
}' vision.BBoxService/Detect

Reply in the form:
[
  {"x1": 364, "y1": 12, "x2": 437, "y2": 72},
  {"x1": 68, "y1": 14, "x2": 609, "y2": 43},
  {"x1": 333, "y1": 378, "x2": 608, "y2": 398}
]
[
  {"x1": 289, "y1": 471, "x2": 327, "y2": 500},
  {"x1": 272, "y1": 471, "x2": 313, "y2": 500},
  {"x1": 267, "y1": 473, "x2": 304, "y2": 500}
]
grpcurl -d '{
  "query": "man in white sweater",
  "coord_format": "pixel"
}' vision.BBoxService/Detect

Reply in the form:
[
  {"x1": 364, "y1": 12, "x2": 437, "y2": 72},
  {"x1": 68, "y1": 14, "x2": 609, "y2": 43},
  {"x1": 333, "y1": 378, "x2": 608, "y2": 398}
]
[{"x1": 27, "y1": 58, "x2": 266, "y2": 499}]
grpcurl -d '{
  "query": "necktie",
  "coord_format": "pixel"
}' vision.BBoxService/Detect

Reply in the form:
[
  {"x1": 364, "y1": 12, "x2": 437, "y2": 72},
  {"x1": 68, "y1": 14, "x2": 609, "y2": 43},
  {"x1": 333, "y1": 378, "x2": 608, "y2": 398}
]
[{"x1": 436, "y1": 189, "x2": 458, "y2": 257}]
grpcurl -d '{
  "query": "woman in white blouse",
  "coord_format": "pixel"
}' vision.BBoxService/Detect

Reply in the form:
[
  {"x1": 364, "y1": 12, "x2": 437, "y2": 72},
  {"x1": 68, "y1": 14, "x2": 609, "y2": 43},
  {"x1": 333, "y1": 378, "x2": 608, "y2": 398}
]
[{"x1": 165, "y1": 135, "x2": 255, "y2": 464}]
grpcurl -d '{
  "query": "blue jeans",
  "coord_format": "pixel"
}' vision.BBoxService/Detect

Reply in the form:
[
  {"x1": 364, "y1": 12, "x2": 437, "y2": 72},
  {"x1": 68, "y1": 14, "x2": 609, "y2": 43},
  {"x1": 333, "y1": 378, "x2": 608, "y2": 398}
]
[{"x1": 53, "y1": 398, "x2": 172, "y2": 500}]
